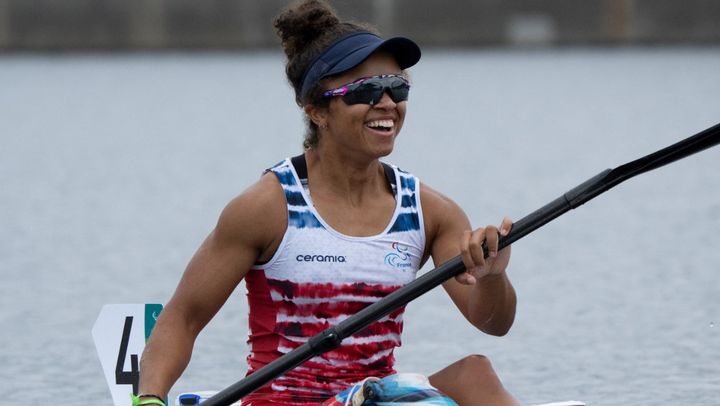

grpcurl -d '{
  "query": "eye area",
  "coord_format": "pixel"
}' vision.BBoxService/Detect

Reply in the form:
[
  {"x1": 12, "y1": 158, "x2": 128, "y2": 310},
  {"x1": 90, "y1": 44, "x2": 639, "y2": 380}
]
[{"x1": 323, "y1": 75, "x2": 411, "y2": 105}]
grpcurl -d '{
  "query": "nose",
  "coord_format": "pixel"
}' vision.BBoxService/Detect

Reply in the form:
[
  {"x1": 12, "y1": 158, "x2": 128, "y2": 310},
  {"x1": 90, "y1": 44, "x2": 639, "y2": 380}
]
[{"x1": 373, "y1": 90, "x2": 397, "y2": 109}]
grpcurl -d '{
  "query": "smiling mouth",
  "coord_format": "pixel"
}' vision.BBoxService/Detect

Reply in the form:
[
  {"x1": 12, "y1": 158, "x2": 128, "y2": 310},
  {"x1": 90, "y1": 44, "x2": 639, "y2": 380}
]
[{"x1": 366, "y1": 119, "x2": 394, "y2": 133}]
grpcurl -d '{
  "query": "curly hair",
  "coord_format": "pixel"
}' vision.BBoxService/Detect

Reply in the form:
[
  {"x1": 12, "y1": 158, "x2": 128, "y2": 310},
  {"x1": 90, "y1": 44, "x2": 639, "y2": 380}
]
[{"x1": 273, "y1": 0, "x2": 379, "y2": 149}]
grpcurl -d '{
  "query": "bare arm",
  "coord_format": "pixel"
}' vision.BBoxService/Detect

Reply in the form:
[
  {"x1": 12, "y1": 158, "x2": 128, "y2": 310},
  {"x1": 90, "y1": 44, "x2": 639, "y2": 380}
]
[
  {"x1": 138, "y1": 173, "x2": 286, "y2": 399},
  {"x1": 421, "y1": 184, "x2": 516, "y2": 336}
]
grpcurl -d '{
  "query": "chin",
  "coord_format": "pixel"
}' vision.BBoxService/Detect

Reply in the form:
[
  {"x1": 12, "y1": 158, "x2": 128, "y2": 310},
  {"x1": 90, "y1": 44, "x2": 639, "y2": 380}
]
[
  {"x1": 374, "y1": 145, "x2": 394, "y2": 158},
  {"x1": 374, "y1": 136, "x2": 396, "y2": 155}
]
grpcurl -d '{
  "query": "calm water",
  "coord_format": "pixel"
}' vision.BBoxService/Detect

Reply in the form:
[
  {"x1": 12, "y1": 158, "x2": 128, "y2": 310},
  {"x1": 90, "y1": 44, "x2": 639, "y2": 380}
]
[{"x1": 1, "y1": 48, "x2": 719, "y2": 405}]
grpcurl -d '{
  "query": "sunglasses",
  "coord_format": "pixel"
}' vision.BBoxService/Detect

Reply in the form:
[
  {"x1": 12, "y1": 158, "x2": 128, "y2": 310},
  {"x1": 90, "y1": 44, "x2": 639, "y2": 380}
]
[{"x1": 322, "y1": 74, "x2": 410, "y2": 106}]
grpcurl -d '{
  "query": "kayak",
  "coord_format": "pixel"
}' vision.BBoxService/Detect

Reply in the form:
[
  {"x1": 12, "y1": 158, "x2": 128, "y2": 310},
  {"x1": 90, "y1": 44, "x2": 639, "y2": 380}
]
[
  {"x1": 319, "y1": 374, "x2": 585, "y2": 406},
  {"x1": 176, "y1": 390, "x2": 585, "y2": 406},
  {"x1": 176, "y1": 373, "x2": 586, "y2": 406}
]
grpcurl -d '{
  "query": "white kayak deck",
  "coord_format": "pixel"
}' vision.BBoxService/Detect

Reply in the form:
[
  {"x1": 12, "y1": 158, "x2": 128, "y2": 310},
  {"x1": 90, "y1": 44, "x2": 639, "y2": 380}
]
[{"x1": 175, "y1": 391, "x2": 585, "y2": 406}]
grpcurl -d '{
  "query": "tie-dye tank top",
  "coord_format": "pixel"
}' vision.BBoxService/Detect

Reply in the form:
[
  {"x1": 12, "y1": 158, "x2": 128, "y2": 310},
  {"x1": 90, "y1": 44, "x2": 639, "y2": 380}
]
[{"x1": 242, "y1": 156, "x2": 425, "y2": 405}]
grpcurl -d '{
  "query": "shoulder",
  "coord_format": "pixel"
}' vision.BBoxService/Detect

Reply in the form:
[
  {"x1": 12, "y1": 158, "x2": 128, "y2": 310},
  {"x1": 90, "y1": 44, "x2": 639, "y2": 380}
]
[
  {"x1": 419, "y1": 183, "x2": 470, "y2": 245},
  {"x1": 221, "y1": 171, "x2": 285, "y2": 220},
  {"x1": 420, "y1": 183, "x2": 468, "y2": 224},
  {"x1": 215, "y1": 171, "x2": 287, "y2": 259}
]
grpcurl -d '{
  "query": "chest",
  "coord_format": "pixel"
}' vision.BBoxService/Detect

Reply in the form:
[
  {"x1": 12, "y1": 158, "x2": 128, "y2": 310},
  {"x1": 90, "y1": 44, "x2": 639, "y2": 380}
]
[
  {"x1": 311, "y1": 191, "x2": 397, "y2": 237},
  {"x1": 273, "y1": 227, "x2": 422, "y2": 288}
]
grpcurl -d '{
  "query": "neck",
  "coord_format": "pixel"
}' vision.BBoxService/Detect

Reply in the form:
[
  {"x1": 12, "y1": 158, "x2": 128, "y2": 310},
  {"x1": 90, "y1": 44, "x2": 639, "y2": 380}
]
[{"x1": 305, "y1": 148, "x2": 389, "y2": 205}]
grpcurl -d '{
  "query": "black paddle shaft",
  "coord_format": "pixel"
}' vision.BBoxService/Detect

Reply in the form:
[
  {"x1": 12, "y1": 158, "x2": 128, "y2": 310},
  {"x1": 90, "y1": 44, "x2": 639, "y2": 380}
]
[{"x1": 203, "y1": 122, "x2": 720, "y2": 406}]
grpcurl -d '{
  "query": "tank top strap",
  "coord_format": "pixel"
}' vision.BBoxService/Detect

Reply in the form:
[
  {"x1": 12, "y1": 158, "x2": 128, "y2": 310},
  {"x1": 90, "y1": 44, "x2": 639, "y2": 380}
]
[
  {"x1": 289, "y1": 153, "x2": 397, "y2": 194},
  {"x1": 267, "y1": 158, "x2": 323, "y2": 229},
  {"x1": 387, "y1": 166, "x2": 422, "y2": 234}
]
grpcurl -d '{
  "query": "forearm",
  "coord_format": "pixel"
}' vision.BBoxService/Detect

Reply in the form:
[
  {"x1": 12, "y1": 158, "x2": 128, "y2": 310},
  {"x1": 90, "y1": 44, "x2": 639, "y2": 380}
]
[
  {"x1": 138, "y1": 309, "x2": 198, "y2": 398},
  {"x1": 467, "y1": 272, "x2": 517, "y2": 336}
]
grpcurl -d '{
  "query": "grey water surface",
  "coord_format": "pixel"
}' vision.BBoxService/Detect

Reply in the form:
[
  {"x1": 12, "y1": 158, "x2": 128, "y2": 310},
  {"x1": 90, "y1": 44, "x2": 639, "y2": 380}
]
[{"x1": 1, "y1": 48, "x2": 719, "y2": 405}]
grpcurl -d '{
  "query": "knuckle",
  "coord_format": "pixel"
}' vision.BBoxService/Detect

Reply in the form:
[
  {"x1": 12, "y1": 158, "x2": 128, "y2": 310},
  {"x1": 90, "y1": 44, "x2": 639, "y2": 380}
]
[{"x1": 468, "y1": 238, "x2": 482, "y2": 250}]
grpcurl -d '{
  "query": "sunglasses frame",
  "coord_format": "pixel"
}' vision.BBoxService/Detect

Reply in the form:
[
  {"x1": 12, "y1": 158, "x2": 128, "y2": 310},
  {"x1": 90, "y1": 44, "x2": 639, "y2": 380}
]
[{"x1": 321, "y1": 74, "x2": 411, "y2": 106}]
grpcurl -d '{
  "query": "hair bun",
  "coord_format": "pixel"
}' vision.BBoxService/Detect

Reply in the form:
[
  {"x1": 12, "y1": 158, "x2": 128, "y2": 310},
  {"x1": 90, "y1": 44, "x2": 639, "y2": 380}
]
[{"x1": 274, "y1": 0, "x2": 341, "y2": 59}]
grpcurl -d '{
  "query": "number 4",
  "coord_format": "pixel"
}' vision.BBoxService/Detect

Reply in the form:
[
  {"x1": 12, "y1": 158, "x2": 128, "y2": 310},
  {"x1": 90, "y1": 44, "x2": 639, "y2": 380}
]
[{"x1": 115, "y1": 316, "x2": 139, "y2": 394}]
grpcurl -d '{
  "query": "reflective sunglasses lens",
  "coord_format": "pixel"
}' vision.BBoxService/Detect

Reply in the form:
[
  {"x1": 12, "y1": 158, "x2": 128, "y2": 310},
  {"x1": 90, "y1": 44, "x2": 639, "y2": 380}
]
[
  {"x1": 342, "y1": 78, "x2": 409, "y2": 105},
  {"x1": 388, "y1": 80, "x2": 409, "y2": 103},
  {"x1": 342, "y1": 82, "x2": 384, "y2": 105}
]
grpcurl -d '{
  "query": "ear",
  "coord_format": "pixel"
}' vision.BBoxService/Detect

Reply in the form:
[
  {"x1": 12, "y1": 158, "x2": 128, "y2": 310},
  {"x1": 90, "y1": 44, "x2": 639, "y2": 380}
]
[{"x1": 304, "y1": 104, "x2": 328, "y2": 128}]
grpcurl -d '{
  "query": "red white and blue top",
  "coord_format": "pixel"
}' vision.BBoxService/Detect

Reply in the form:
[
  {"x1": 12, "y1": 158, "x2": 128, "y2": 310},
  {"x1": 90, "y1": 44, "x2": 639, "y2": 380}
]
[{"x1": 242, "y1": 157, "x2": 426, "y2": 405}]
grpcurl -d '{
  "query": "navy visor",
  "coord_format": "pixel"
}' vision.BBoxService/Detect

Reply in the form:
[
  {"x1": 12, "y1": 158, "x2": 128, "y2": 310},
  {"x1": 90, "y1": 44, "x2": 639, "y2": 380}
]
[{"x1": 299, "y1": 31, "x2": 421, "y2": 104}]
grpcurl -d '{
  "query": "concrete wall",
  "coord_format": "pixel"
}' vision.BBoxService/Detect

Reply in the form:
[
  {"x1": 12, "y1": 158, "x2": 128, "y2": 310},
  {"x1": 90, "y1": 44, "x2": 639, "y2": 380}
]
[{"x1": 0, "y1": 0, "x2": 718, "y2": 51}]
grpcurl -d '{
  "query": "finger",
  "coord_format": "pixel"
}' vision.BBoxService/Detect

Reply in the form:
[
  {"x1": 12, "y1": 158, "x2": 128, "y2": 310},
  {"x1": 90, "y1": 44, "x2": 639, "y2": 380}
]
[
  {"x1": 458, "y1": 230, "x2": 479, "y2": 285},
  {"x1": 455, "y1": 230, "x2": 477, "y2": 285},
  {"x1": 485, "y1": 225, "x2": 499, "y2": 258},
  {"x1": 460, "y1": 229, "x2": 475, "y2": 270},
  {"x1": 499, "y1": 216, "x2": 513, "y2": 236},
  {"x1": 468, "y1": 228, "x2": 486, "y2": 267},
  {"x1": 455, "y1": 272, "x2": 477, "y2": 285}
]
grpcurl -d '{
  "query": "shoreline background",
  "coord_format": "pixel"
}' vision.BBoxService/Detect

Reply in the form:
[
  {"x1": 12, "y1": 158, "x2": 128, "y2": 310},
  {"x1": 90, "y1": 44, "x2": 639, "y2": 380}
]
[{"x1": 1, "y1": 0, "x2": 719, "y2": 51}]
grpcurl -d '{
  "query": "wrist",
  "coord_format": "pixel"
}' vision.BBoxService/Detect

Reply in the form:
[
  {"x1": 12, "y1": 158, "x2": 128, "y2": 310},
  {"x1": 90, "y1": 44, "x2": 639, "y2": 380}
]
[{"x1": 131, "y1": 393, "x2": 167, "y2": 406}]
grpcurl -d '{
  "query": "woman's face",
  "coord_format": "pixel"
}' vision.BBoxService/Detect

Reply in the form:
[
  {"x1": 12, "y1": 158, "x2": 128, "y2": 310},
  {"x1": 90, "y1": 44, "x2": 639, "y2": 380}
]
[{"x1": 317, "y1": 51, "x2": 407, "y2": 160}]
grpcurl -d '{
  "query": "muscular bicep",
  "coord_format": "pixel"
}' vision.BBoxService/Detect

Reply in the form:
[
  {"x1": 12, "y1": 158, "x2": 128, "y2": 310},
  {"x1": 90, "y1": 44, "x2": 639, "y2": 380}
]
[
  {"x1": 164, "y1": 174, "x2": 286, "y2": 335},
  {"x1": 421, "y1": 184, "x2": 475, "y2": 319},
  {"x1": 167, "y1": 231, "x2": 254, "y2": 335},
  {"x1": 423, "y1": 184, "x2": 471, "y2": 266}
]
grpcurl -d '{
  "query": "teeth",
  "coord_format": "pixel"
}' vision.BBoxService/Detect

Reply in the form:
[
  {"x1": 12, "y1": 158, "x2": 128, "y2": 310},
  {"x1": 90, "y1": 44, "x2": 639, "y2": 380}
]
[{"x1": 367, "y1": 120, "x2": 394, "y2": 129}]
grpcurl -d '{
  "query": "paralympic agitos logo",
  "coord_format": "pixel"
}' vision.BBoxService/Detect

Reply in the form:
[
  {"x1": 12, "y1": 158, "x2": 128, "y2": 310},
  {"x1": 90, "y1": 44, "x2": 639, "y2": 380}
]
[{"x1": 385, "y1": 242, "x2": 412, "y2": 269}]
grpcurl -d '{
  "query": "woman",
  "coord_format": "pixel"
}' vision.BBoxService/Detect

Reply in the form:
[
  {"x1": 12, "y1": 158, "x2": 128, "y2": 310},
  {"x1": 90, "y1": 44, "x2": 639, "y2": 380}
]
[{"x1": 136, "y1": 1, "x2": 519, "y2": 405}]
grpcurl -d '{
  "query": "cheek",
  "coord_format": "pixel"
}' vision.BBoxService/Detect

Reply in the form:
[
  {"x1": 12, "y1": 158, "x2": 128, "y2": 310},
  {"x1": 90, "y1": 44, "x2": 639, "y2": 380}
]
[
  {"x1": 330, "y1": 105, "x2": 370, "y2": 128},
  {"x1": 328, "y1": 100, "x2": 366, "y2": 114},
  {"x1": 396, "y1": 103, "x2": 407, "y2": 124}
]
